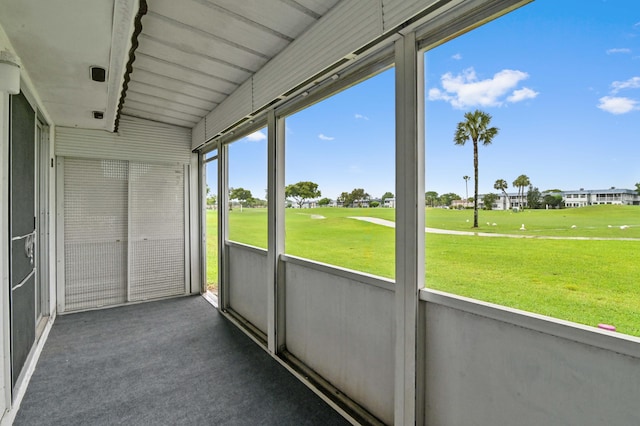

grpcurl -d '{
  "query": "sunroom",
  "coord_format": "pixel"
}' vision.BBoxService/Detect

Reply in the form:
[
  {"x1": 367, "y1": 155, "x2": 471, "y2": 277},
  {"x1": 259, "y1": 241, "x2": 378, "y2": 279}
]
[{"x1": 1, "y1": 0, "x2": 638, "y2": 424}]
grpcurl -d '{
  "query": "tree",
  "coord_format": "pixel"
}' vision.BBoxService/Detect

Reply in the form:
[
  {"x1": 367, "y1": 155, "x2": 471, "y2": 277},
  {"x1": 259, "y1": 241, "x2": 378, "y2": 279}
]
[
  {"x1": 285, "y1": 181, "x2": 321, "y2": 208},
  {"x1": 543, "y1": 193, "x2": 563, "y2": 209},
  {"x1": 229, "y1": 187, "x2": 252, "y2": 211},
  {"x1": 463, "y1": 175, "x2": 470, "y2": 204},
  {"x1": 512, "y1": 174, "x2": 530, "y2": 209},
  {"x1": 338, "y1": 188, "x2": 370, "y2": 207},
  {"x1": 636, "y1": 182, "x2": 640, "y2": 195},
  {"x1": 369, "y1": 201, "x2": 380, "y2": 208},
  {"x1": 526, "y1": 185, "x2": 542, "y2": 209},
  {"x1": 454, "y1": 109, "x2": 499, "y2": 227},
  {"x1": 482, "y1": 193, "x2": 498, "y2": 210},
  {"x1": 494, "y1": 179, "x2": 510, "y2": 209},
  {"x1": 439, "y1": 192, "x2": 461, "y2": 207},
  {"x1": 425, "y1": 191, "x2": 439, "y2": 207},
  {"x1": 349, "y1": 188, "x2": 370, "y2": 207},
  {"x1": 381, "y1": 191, "x2": 394, "y2": 203},
  {"x1": 318, "y1": 197, "x2": 331, "y2": 206},
  {"x1": 338, "y1": 191, "x2": 351, "y2": 207},
  {"x1": 206, "y1": 194, "x2": 217, "y2": 206}
]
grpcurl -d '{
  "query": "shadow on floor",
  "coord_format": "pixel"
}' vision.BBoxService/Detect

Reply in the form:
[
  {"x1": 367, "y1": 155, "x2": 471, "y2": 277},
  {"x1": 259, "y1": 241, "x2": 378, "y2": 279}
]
[{"x1": 15, "y1": 296, "x2": 349, "y2": 425}]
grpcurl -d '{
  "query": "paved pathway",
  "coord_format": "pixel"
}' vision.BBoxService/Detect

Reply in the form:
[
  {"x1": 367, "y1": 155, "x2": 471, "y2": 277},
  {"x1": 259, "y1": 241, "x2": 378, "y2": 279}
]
[{"x1": 348, "y1": 216, "x2": 640, "y2": 241}]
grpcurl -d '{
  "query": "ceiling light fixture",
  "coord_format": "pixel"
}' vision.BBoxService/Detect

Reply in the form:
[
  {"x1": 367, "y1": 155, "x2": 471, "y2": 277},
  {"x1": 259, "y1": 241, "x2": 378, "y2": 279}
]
[{"x1": 0, "y1": 51, "x2": 20, "y2": 94}]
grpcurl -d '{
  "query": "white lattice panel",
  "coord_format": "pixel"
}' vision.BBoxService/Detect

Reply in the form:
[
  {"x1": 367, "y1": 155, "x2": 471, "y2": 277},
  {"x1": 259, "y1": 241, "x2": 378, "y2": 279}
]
[
  {"x1": 128, "y1": 162, "x2": 185, "y2": 301},
  {"x1": 64, "y1": 158, "x2": 128, "y2": 310}
]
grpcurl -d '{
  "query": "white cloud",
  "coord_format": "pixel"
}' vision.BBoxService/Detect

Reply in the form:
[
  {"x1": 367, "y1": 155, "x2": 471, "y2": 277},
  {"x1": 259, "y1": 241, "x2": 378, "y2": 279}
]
[
  {"x1": 611, "y1": 76, "x2": 640, "y2": 93},
  {"x1": 597, "y1": 96, "x2": 639, "y2": 114},
  {"x1": 606, "y1": 48, "x2": 631, "y2": 54},
  {"x1": 507, "y1": 87, "x2": 539, "y2": 103},
  {"x1": 355, "y1": 113, "x2": 369, "y2": 120},
  {"x1": 245, "y1": 130, "x2": 267, "y2": 141},
  {"x1": 428, "y1": 67, "x2": 536, "y2": 109},
  {"x1": 452, "y1": 53, "x2": 462, "y2": 60},
  {"x1": 318, "y1": 133, "x2": 335, "y2": 141}
]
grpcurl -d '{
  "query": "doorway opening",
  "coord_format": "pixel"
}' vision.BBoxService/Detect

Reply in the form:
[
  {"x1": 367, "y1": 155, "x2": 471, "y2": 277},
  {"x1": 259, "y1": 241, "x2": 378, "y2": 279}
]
[{"x1": 204, "y1": 149, "x2": 218, "y2": 295}]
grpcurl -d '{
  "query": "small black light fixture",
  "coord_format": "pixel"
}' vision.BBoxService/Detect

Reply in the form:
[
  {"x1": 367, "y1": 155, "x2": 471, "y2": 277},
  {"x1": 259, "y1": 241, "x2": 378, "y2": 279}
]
[
  {"x1": 90, "y1": 66, "x2": 106, "y2": 82},
  {"x1": 93, "y1": 111, "x2": 104, "y2": 119}
]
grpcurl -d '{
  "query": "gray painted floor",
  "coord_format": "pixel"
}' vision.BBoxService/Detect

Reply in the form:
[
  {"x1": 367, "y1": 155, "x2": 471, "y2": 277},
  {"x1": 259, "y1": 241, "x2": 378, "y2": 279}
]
[{"x1": 15, "y1": 296, "x2": 349, "y2": 425}]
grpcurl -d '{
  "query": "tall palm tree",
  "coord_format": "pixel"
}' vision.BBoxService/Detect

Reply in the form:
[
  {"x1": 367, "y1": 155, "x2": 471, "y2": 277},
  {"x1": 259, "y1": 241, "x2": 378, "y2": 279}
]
[
  {"x1": 463, "y1": 175, "x2": 470, "y2": 207},
  {"x1": 494, "y1": 179, "x2": 510, "y2": 209},
  {"x1": 454, "y1": 110, "x2": 499, "y2": 227},
  {"x1": 513, "y1": 174, "x2": 530, "y2": 209}
]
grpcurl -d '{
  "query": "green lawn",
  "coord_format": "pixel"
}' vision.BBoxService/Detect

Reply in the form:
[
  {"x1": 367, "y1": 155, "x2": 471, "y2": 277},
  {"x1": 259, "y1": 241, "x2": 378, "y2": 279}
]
[{"x1": 206, "y1": 205, "x2": 640, "y2": 336}]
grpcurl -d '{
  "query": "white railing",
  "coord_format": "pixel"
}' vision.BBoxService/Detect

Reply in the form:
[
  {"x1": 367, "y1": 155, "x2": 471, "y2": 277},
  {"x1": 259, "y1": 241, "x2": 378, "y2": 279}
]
[
  {"x1": 282, "y1": 255, "x2": 395, "y2": 425},
  {"x1": 420, "y1": 289, "x2": 640, "y2": 426},
  {"x1": 226, "y1": 241, "x2": 268, "y2": 335},
  {"x1": 224, "y1": 243, "x2": 640, "y2": 425}
]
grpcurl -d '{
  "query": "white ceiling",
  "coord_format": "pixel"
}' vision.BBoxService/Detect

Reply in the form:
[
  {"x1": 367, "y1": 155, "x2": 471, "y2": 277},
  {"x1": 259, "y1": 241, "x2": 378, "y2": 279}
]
[
  {"x1": 123, "y1": 0, "x2": 341, "y2": 128},
  {"x1": 0, "y1": 0, "x2": 120, "y2": 130},
  {"x1": 0, "y1": 0, "x2": 341, "y2": 131}
]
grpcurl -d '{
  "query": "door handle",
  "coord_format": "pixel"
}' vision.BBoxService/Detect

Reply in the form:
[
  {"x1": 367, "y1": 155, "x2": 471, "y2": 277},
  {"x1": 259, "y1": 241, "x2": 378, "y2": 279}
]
[{"x1": 24, "y1": 234, "x2": 35, "y2": 266}]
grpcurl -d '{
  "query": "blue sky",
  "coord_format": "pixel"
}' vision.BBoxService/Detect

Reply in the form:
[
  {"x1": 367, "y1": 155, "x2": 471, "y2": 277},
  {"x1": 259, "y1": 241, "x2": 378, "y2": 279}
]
[{"x1": 214, "y1": 0, "x2": 640, "y2": 201}]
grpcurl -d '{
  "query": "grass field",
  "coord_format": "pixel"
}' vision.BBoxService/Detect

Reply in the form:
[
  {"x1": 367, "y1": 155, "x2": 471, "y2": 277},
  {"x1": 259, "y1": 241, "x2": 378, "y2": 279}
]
[{"x1": 206, "y1": 205, "x2": 640, "y2": 336}]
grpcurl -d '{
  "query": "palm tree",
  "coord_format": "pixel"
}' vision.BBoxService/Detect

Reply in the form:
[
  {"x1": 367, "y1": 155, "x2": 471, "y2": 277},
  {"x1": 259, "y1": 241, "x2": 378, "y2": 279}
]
[
  {"x1": 454, "y1": 110, "x2": 499, "y2": 227},
  {"x1": 513, "y1": 174, "x2": 530, "y2": 209},
  {"x1": 463, "y1": 175, "x2": 470, "y2": 207},
  {"x1": 494, "y1": 179, "x2": 510, "y2": 209}
]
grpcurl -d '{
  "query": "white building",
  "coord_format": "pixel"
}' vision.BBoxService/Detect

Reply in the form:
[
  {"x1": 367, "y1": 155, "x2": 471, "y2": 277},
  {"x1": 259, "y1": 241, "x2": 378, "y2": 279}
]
[
  {"x1": 563, "y1": 188, "x2": 640, "y2": 207},
  {"x1": 488, "y1": 188, "x2": 640, "y2": 210}
]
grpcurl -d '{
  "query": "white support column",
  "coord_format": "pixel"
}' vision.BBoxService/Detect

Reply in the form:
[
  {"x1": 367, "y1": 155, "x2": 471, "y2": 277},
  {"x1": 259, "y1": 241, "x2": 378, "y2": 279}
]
[
  {"x1": 199, "y1": 153, "x2": 207, "y2": 294},
  {"x1": 217, "y1": 142, "x2": 230, "y2": 311},
  {"x1": 267, "y1": 111, "x2": 286, "y2": 353},
  {"x1": 394, "y1": 31, "x2": 425, "y2": 425},
  {"x1": 55, "y1": 158, "x2": 65, "y2": 313},
  {"x1": 189, "y1": 155, "x2": 201, "y2": 295}
]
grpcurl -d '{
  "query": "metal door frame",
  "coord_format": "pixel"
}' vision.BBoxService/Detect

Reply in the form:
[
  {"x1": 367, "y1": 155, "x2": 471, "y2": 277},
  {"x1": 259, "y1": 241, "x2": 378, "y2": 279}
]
[
  {"x1": 202, "y1": 149, "x2": 218, "y2": 295},
  {"x1": 35, "y1": 118, "x2": 50, "y2": 322}
]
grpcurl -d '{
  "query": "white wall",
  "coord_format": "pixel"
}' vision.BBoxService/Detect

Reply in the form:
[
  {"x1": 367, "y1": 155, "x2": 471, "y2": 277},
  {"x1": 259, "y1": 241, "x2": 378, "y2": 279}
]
[
  {"x1": 0, "y1": 24, "x2": 16, "y2": 417},
  {"x1": 1, "y1": 22, "x2": 57, "y2": 418},
  {"x1": 227, "y1": 243, "x2": 268, "y2": 335},
  {"x1": 284, "y1": 256, "x2": 395, "y2": 424},
  {"x1": 421, "y1": 290, "x2": 640, "y2": 426},
  {"x1": 0, "y1": 83, "x2": 9, "y2": 421}
]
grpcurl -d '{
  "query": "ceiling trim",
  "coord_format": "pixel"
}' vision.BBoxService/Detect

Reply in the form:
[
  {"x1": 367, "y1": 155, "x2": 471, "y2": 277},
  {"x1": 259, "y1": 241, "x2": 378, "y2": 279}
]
[
  {"x1": 114, "y1": 0, "x2": 148, "y2": 132},
  {"x1": 138, "y1": 33, "x2": 254, "y2": 74},
  {"x1": 190, "y1": 0, "x2": 294, "y2": 42},
  {"x1": 134, "y1": 51, "x2": 242, "y2": 86},
  {"x1": 146, "y1": 11, "x2": 271, "y2": 60},
  {"x1": 127, "y1": 89, "x2": 214, "y2": 112},
  {"x1": 133, "y1": 67, "x2": 231, "y2": 97},
  {"x1": 279, "y1": 0, "x2": 322, "y2": 19},
  {"x1": 129, "y1": 79, "x2": 219, "y2": 105}
]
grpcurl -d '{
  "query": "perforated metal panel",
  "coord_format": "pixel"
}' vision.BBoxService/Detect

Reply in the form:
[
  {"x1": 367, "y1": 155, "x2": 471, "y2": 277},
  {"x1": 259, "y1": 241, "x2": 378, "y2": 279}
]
[
  {"x1": 64, "y1": 158, "x2": 128, "y2": 311},
  {"x1": 63, "y1": 158, "x2": 186, "y2": 311},
  {"x1": 129, "y1": 162, "x2": 185, "y2": 301}
]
